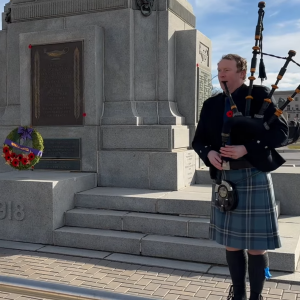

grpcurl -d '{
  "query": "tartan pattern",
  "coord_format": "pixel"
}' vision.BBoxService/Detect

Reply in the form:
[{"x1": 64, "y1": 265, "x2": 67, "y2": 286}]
[{"x1": 209, "y1": 168, "x2": 281, "y2": 250}]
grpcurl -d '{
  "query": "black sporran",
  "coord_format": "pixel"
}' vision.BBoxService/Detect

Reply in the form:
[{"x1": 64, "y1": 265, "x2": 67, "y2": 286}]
[{"x1": 214, "y1": 180, "x2": 238, "y2": 212}]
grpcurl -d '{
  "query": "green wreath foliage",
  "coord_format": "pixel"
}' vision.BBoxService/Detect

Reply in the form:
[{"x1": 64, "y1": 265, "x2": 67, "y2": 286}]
[{"x1": 3, "y1": 127, "x2": 44, "y2": 170}]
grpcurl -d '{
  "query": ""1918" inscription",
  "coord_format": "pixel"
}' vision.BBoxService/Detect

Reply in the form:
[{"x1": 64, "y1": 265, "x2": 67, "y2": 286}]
[{"x1": 0, "y1": 201, "x2": 25, "y2": 221}]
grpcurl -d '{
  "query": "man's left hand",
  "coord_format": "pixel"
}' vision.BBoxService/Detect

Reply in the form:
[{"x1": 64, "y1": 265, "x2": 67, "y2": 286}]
[{"x1": 220, "y1": 145, "x2": 247, "y2": 160}]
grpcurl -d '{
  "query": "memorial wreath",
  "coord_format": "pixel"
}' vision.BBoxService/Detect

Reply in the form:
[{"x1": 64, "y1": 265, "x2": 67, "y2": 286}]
[{"x1": 2, "y1": 127, "x2": 44, "y2": 170}]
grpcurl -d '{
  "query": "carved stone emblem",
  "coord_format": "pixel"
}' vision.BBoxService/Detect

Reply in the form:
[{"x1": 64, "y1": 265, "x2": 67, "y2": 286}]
[{"x1": 199, "y1": 42, "x2": 209, "y2": 67}]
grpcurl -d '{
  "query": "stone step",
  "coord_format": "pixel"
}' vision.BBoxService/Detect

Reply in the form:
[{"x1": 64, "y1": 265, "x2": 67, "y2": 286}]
[
  {"x1": 54, "y1": 215, "x2": 300, "y2": 272},
  {"x1": 65, "y1": 208, "x2": 210, "y2": 239},
  {"x1": 74, "y1": 185, "x2": 212, "y2": 216},
  {"x1": 74, "y1": 185, "x2": 280, "y2": 217}
]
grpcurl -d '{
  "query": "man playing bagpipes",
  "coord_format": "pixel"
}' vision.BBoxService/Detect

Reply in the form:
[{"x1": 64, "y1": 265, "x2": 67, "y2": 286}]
[{"x1": 192, "y1": 3, "x2": 300, "y2": 300}]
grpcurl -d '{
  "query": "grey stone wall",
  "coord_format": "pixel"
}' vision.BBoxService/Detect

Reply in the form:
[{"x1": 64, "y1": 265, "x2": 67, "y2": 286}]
[
  {"x1": 0, "y1": 31, "x2": 6, "y2": 108},
  {"x1": 98, "y1": 149, "x2": 195, "y2": 190},
  {"x1": 7, "y1": 18, "x2": 64, "y2": 107},
  {"x1": 66, "y1": 9, "x2": 132, "y2": 104}
]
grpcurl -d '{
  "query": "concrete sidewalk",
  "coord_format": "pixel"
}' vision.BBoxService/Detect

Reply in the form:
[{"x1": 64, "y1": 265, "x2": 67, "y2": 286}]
[{"x1": 0, "y1": 243, "x2": 299, "y2": 300}]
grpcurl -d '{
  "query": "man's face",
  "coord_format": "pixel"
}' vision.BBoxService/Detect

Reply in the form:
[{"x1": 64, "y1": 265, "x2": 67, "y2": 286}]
[{"x1": 217, "y1": 59, "x2": 246, "y2": 93}]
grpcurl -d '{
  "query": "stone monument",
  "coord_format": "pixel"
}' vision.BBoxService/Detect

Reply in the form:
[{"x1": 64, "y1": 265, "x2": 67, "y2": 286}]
[{"x1": 0, "y1": 0, "x2": 212, "y2": 191}]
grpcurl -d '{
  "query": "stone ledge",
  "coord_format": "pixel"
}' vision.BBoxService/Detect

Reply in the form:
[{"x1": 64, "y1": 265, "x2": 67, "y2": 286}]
[
  {"x1": 10, "y1": 0, "x2": 129, "y2": 22},
  {"x1": 101, "y1": 125, "x2": 190, "y2": 151},
  {"x1": 0, "y1": 171, "x2": 96, "y2": 244}
]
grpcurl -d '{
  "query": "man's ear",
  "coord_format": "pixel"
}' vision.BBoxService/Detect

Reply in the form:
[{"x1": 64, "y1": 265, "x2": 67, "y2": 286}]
[{"x1": 240, "y1": 70, "x2": 247, "y2": 80}]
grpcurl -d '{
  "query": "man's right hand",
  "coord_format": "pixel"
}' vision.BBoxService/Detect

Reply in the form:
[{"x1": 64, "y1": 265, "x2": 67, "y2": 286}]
[{"x1": 207, "y1": 150, "x2": 223, "y2": 170}]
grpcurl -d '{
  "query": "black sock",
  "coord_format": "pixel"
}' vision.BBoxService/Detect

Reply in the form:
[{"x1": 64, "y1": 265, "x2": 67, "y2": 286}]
[
  {"x1": 248, "y1": 252, "x2": 269, "y2": 300},
  {"x1": 226, "y1": 250, "x2": 248, "y2": 300}
]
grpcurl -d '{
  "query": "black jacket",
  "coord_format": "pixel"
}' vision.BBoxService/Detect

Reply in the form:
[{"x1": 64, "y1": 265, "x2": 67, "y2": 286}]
[{"x1": 192, "y1": 84, "x2": 288, "y2": 179}]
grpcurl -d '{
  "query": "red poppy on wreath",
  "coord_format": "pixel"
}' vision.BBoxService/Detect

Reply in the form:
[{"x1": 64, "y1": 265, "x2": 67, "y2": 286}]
[
  {"x1": 28, "y1": 153, "x2": 35, "y2": 161},
  {"x1": 21, "y1": 157, "x2": 28, "y2": 165},
  {"x1": 12, "y1": 159, "x2": 19, "y2": 167},
  {"x1": 3, "y1": 146, "x2": 10, "y2": 154},
  {"x1": 226, "y1": 110, "x2": 233, "y2": 118},
  {"x1": 3, "y1": 127, "x2": 44, "y2": 170}
]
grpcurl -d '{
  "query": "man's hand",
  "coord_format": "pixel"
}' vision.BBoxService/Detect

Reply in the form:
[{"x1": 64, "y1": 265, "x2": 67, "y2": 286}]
[
  {"x1": 207, "y1": 150, "x2": 223, "y2": 170},
  {"x1": 220, "y1": 145, "x2": 247, "y2": 160}
]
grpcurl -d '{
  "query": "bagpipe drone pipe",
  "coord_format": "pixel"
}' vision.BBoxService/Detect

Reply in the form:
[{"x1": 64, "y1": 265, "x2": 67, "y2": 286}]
[{"x1": 221, "y1": 1, "x2": 300, "y2": 148}]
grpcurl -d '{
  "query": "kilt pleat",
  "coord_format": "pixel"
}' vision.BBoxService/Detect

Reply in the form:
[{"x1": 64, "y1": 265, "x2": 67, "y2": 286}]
[{"x1": 209, "y1": 167, "x2": 281, "y2": 250}]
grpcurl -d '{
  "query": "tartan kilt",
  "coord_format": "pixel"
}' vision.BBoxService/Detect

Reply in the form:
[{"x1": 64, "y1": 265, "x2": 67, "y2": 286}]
[{"x1": 209, "y1": 167, "x2": 281, "y2": 250}]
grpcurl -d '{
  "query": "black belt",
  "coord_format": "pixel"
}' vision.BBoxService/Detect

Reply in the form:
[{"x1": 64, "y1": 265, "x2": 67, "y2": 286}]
[{"x1": 228, "y1": 160, "x2": 253, "y2": 170}]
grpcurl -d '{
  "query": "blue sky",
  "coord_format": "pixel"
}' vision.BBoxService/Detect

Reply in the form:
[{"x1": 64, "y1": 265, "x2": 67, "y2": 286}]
[
  {"x1": 0, "y1": 0, "x2": 299, "y2": 90},
  {"x1": 190, "y1": 0, "x2": 300, "y2": 90}
]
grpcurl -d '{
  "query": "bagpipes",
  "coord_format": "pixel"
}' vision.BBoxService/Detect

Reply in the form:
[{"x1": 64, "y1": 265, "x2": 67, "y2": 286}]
[
  {"x1": 214, "y1": 2, "x2": 300, "y2": 212},
  {"x1": 221, "y1": 2, "x2": 300, "y2": 148}
]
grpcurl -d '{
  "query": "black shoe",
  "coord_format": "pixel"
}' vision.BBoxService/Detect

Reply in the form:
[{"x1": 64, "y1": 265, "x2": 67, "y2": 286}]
[
  {"x1": 227, "y1": 285, "x2": 234, "y2": 300},
  {"x1": 249, "y1": 293, "x2": 264, "y2": 300},
  {"x1": 227, "y1": 285, "x2": 247, "y2": 300}
]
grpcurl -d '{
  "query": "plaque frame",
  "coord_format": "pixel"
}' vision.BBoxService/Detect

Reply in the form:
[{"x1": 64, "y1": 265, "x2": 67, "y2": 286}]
[{"x1": 31, "y1": 41, "x2": 84, "y2": 126}]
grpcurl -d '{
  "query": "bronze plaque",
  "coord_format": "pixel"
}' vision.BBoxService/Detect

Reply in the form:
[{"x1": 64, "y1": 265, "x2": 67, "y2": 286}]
[
  {"x1": 42, "y1": 139, "x2": 80, "y2": 159},
  {"x1": 31, "y1": 41, "x2": 83, "y2": 126}
]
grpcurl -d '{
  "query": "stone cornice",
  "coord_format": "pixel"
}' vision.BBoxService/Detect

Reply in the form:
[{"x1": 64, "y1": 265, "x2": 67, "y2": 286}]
[
  {"x1": 8, "y1": 0, "x2": 195, "y2": 28},
  {"x1": 10, "y1": 0, "x2": 129, "y2": 22}
]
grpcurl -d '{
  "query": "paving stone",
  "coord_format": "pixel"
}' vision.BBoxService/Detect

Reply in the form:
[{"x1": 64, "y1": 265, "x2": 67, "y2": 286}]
[
  {"x1": 178, "y1": 296, "x2": 195, "y2": 300},
  {"x1": 282, "y1": 292, "x2": 297, "y2": 300},
  {"x1": 144, "y1": 283, "x2": 161, "y2": 291},
  {"x1": 177, "y1": 291, "x2": 198, "y2": 297},
  {"x1": 184, "y1": 284, "x2": 200, "y2": 293},
  {"x1": 207, "y1": 295, "x2": 222, "y2": 300},
  {"x1": 265, "y1": 282, "x2": 278, "y2": 288},
  {"x1": 137, "y1": 278, "x2": 152, "y2": 286},
  {"x1": 153, "y1": 288, "x2": 172, "y2": 297},
  {"x1": 262, "y1": 294, "x2": 281, "y2": 299},
  {"x1": 164, "y1": 294, "x2": 180, "y2": 300},
  {"x1": 175, "y1": 280, "x2": 191, "y2": 287},
  {"x1": 216, "y1": 282, "x2": 230, "y2": 289},
  {"x1": 210, "y1": 291, "x2": 228, "y2": 296},
  {"x1": 151, "y1": 280, "x2": 167, "y2": 285},
  {"x1": 129, "y1": 274, "x2": 144, "y2": 281},
  {"x1": 160, "y1": 285, "x2": 185, "y2": 291},
  {"x1": 142, "y1": 275, "x2": 161, "y2": 280},
  {"x1": 212, "y1": 276, "x2": 227, "y2": 282},
  {"x1": 195, "y1": 289, "x2": 211, "y2": 298},
  {"x1": 115, "y1": 286, "x2": 130, "y2": 293},
  {"x1": 70, "y1": 279, "x2": 84, "y2": 286},
  {"x1": 166, "y1": 276, "x2": 181, "y2": 282},
  {"x1": 269, "y1": 289, "x2": 284, "y2": 295},
  {"x1": 80, "y1": 277, "x2": 99, "y2": 284},
  {"x1": 98, "y1": 276, "x2": 114, "y2": 284},
  {"x1": 200, "y1": 282, "x2": 218, "y2": 288}
]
